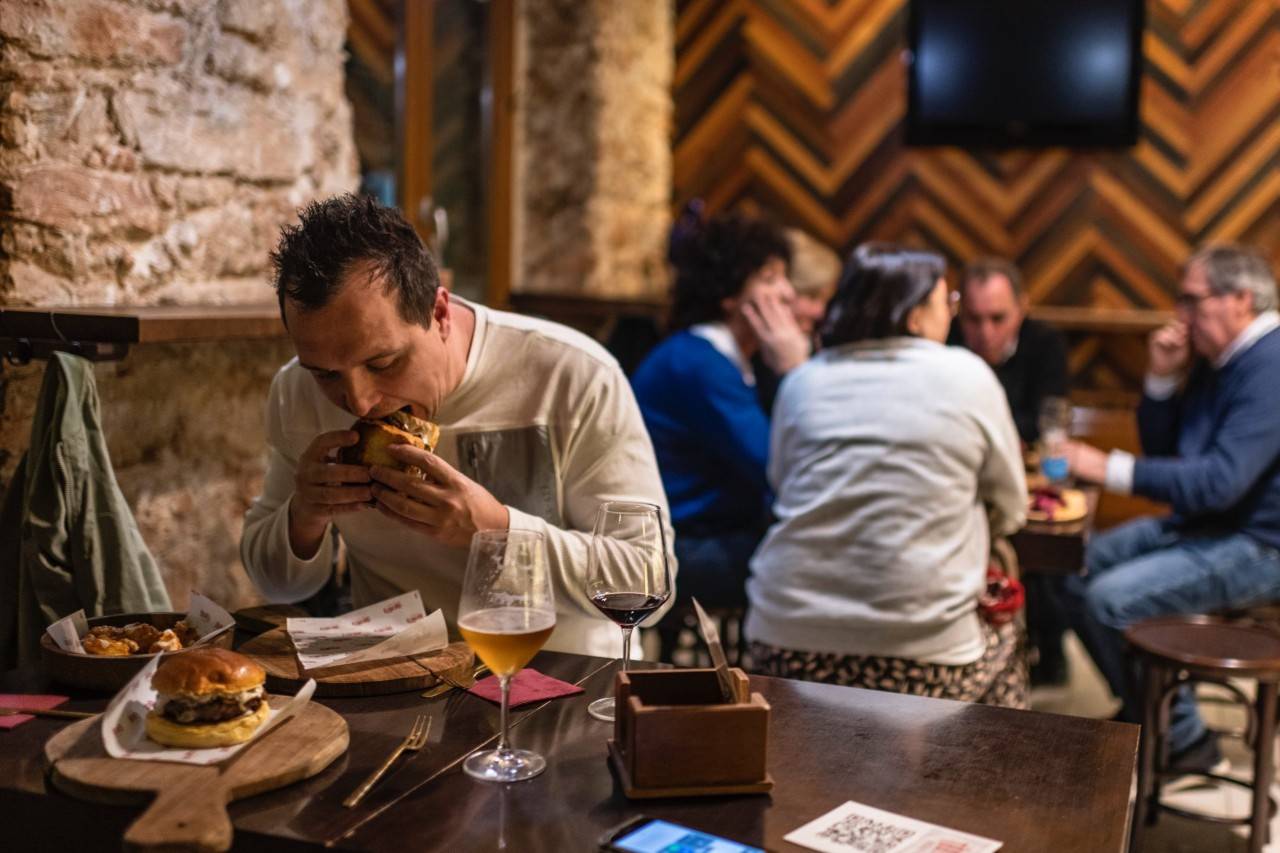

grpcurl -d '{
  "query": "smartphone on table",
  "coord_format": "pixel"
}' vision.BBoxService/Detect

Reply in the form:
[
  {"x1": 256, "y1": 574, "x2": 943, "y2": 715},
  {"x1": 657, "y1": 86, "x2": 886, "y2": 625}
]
[{"x1": 600, "y1": 816, "x2": 766, "y2": 853}]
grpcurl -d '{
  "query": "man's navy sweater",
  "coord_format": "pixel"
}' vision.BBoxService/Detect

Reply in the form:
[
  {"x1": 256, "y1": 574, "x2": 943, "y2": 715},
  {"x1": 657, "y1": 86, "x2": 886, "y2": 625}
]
[{"x1": 1134, "y1": 327, "x2": 1280, "y2": 549}]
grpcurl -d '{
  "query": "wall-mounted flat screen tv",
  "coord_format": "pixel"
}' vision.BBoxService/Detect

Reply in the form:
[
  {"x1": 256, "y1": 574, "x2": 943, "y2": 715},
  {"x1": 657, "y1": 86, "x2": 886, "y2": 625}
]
[{"x1": 906, "y1": 0, "x2": 1145, "y2": 147}]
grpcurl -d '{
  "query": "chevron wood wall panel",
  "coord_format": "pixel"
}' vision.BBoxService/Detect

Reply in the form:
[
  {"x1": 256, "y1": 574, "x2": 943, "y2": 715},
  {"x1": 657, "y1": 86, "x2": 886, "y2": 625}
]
[{"x1": 674, "y1": 0, "x2": 1280, "y2": 397}]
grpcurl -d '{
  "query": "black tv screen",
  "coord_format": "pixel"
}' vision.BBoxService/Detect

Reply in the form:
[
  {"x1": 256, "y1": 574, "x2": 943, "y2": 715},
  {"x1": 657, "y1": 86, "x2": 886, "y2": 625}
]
[{"x1": 906, "y1": 0, "x2": 1144, "y2": 147}]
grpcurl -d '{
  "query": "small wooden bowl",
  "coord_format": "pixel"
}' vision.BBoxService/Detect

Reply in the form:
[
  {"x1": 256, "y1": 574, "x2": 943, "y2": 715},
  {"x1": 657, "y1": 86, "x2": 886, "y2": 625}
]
[{"x1": 39, "y1": 612, "x2": 234, "y2": 693}]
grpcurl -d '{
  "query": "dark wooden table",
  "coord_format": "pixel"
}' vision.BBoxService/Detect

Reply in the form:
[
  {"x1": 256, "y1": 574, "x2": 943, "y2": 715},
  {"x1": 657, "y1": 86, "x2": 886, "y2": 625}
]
[
  {"x1": 1012, "y1": 485, "x2": 1102, "y2": 575},
  {"x1": 0, "y1": 650, "x2": 1138, "y2": 852}
]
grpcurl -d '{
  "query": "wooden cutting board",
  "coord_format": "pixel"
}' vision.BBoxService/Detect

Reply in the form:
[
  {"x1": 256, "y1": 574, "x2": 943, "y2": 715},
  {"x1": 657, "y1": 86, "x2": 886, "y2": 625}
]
[
  {"x1": 45, "y1": 697, "x2": 347, "y2": 852},
  {"x1": 239, "y1": 627, "x2": 474, "y2": 697}
]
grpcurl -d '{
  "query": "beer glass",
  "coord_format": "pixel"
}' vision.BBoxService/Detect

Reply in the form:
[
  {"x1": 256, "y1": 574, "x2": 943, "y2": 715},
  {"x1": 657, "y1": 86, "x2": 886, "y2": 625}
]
[
  {"x1": 586, "y1": 501, "x2": 672, "y2": 722},
  {"x1": 458, "y1": 529, "x2": 556, "y2": 782}
]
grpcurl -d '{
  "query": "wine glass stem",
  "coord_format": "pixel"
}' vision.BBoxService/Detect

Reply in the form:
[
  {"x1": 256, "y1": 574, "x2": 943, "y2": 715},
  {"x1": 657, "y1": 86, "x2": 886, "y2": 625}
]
[
  {"x1": 620, "y1": 626, "x2": 634, "y2": 673},
  {"x1": 497, "y1": 674, "x2": 511, "y2": 753}
]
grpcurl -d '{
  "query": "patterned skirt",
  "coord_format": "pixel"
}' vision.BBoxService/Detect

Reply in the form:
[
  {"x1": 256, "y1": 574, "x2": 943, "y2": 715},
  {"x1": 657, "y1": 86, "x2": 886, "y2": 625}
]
[{"x1": 748, "y1": 620, "x2": 1029, "y2": 709}]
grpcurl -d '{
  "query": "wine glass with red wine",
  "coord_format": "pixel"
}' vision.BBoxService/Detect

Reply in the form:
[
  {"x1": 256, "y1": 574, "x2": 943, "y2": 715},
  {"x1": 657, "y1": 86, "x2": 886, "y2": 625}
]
[{"x1": 586, "y1": 500, "x2": 672, "y2": 722}]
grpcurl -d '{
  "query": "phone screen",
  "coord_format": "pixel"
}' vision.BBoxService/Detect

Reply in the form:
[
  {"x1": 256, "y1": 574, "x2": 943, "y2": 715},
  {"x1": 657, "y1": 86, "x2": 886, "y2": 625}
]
[{"x1": 610, "y1": 818, "x2": 764, "y2": 853}]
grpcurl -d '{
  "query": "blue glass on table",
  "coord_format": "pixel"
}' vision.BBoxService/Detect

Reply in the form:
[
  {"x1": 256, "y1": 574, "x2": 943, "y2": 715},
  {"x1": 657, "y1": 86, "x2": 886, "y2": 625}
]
[{"x1": 1041, "y1": 453, "x2": 1069, "y2": 484}]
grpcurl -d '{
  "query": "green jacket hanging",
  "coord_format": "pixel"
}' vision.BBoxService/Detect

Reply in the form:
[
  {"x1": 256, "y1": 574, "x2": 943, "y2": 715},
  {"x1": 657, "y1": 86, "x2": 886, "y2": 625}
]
[{"x1": 0, "y1": 352, "x2": 171, "y2": 668}]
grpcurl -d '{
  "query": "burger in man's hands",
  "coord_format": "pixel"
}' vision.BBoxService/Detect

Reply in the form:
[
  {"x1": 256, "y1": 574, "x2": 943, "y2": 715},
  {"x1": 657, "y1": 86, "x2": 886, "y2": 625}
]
[
  {"x1": 145, "y1": 647, "x2": 269, "y2": 748},
  {"x1": 340, "y1": 408, "x2": 440, "y2": 474}
]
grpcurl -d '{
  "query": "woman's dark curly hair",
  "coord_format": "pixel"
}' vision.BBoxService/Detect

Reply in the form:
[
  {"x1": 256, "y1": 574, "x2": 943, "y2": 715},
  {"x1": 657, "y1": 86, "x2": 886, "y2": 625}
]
[
  {"x1": 270, "y1": 193, "x2": 440, "y2": 327},
  {"x1": 819, "y1": 243, "x2": 946, "y2": 347},
  {"x1": 668, "y1": 211, "x2": 792, "y2": 331}
]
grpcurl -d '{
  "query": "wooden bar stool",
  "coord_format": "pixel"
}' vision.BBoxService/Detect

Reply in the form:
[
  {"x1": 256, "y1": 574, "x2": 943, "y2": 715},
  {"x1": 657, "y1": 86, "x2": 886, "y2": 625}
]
[{"x1": 1126, "y1": 615, "x2": 1280, "y2": 853}]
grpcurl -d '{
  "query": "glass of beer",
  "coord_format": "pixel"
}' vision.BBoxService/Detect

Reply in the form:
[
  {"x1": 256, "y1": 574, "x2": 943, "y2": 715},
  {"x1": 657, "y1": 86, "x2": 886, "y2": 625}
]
[
  {"x1": 458, "y1": 529, "x2": 557, "y2": 782},
  {"x1": 586, "y1": 501, "x2": 672, "y2": 722}
]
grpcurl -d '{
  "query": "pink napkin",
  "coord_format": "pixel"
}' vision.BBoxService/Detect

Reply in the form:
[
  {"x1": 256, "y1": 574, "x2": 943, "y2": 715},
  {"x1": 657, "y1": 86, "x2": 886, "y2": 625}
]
[
  {"x1": 468, "y1": 668, "x2": 584, "y2": 708},
  {"x1": 0, "y1": 694, "x2": 69, "y2": 730}
]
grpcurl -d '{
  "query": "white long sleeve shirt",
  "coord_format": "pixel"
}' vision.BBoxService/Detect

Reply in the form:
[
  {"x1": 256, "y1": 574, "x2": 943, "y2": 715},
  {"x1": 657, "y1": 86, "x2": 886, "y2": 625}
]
[
  {"x1": 746, "y1": 338, "x2": 1027, "y2": 665},
  {"x1": 240, "y1": 301, "x2": 677, "y2": 658}
]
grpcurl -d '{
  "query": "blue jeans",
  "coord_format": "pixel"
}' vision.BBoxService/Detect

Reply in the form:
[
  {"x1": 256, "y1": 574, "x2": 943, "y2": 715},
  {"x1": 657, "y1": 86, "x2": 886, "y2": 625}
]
[
  {"x1": 657, "y1": 528, "x2": 761, "y2": 661},
  {"x1": 1062, "y1": 517, "x2": 1280, "y2": 752},
  {"x1": 671, "y1": 528, "x2": 761, "y2": 611}
]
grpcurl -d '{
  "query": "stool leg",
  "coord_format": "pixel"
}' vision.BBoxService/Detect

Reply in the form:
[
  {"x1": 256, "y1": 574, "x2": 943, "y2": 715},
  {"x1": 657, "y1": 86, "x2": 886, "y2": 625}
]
[
  {"x1": 1132, "y1": 661, "x2": 1163, "y2": 851},
  {"x1": 1250, "y1": 683, "x2": 1278, "y2": 853}
]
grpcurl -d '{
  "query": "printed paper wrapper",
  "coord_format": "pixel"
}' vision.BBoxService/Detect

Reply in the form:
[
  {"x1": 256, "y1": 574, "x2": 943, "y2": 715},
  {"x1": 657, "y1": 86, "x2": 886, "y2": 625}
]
[
  {"x1": 45, "y1": 610, "x2": 88, "y2": 654},
  {"x1": 101, "y1": 655, "x2": 315, "y2": 766},
  {"x1": 286, "y1": 590, "x2": 447, "y2": 673},
  {"x1": 44, "y1": 592, "x2": 235, "y2": 656},
  {"x1": 184, "y1": 591, "x2": 237, "y2": 641}
]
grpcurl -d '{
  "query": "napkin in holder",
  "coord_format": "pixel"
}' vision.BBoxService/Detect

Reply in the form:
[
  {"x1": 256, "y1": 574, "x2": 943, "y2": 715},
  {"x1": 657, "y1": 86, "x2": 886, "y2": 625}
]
[{"x1": 607, "y1": 605, "x2": 771, "y2": 797}]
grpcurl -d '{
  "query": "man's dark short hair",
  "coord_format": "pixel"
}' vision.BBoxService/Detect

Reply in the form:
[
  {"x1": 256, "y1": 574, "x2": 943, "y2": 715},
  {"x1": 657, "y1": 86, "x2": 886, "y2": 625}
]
[
  {"x1": 820, "y1": 243, "x2": 946, "y2": 347},
  {"x1": 961, "y1": 257, "x2": 1023, "y2": 299},
  {"x1": 270, "y1": 193, "x2": 440, "y2": 327}
]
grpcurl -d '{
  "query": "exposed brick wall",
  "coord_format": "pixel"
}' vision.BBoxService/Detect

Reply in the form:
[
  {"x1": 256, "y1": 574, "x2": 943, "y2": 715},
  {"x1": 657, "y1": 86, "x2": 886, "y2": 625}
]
[
  {"x1": 518, "y1": 0, "x2": 673, "y2": 298},
  {"x1": 0, "y1": 0, "x2": 357, "y2": 610}
]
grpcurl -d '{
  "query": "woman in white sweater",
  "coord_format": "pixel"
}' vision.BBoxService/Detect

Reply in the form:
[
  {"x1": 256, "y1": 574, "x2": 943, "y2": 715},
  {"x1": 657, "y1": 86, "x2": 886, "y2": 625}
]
[{"x1": 746, "y1": 244, "x2": 1029, "y2": 707}]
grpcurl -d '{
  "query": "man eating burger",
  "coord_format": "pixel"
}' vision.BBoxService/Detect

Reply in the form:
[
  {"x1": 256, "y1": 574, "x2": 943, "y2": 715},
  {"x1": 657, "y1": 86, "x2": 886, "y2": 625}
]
[{"x1": 240, "y1": 194, "x2": 676, "y2": 658}]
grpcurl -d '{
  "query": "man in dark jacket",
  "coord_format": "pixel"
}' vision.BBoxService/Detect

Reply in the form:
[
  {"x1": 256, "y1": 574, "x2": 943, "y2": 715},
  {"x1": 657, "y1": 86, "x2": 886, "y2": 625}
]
[
  {"x1": 1064, "y1": 244, "x2": 1280, "y2": 772},
  {"x1": 950, "y1": 257, "x2": 1070, "y2": 686},
  {"x1": 950, "y1": 257, "x2": 1069, "y2": 443}
]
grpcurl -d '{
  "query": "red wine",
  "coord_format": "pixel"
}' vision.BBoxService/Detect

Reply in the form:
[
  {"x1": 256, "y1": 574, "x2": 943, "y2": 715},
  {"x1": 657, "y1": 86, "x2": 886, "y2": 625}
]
[{"x1": 591, "y1": 592, "x2": 667, "y2": 627}]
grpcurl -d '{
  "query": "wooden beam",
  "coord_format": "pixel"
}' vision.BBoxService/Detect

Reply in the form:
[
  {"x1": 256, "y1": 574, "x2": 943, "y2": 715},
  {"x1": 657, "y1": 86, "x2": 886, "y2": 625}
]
[
  {"x1": 399, "y1": 0, "x2": 432, "y2": 242},
  {"x1": 1029, "y1": 306, "x2": 1172, "y2": 334},
  {"x1": 486, "y1": 0, "x2": 516, "y2": 308},
  {"x1": 0, "y1": 304, "x2": 285, "y2": 364}
]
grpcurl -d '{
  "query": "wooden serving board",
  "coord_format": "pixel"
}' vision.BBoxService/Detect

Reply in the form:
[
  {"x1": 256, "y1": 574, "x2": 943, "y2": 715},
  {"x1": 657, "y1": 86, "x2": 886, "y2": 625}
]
[
  {"x1": 239, "y1": 627, "x2": 474, "y2": 697},
  {"x1": 45, "y1": 697, "x2": 347, "y2": 852}
]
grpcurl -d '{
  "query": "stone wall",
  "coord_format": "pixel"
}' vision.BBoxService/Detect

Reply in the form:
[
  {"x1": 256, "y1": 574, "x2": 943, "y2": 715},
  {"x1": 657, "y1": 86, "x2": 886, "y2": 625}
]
[
  {"x1": 0, "y1": 0, "x2": 357, "y2": 610},
  {"x1": 518, "y1": 0, "x2": 673, "y2": 298}
]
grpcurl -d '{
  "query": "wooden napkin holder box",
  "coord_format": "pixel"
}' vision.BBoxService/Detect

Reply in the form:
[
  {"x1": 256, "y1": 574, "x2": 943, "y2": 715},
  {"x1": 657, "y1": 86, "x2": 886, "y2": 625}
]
[{"x1": 608, "y1": 667, "x2": 772, "y2": 797}]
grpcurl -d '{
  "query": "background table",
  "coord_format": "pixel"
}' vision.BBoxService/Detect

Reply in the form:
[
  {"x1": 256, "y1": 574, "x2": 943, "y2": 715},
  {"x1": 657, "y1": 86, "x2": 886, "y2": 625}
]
[
  {"x1": 1012, "y1": 485, "x2": 1102, "y2": 575},
  {"x1": 0, "y1": 650, "x2": 1137, "y2": 852}
]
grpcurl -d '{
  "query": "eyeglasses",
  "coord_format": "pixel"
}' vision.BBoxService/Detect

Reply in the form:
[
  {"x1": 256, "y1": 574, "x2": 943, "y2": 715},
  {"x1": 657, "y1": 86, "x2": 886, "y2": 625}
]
[{"x1": 1175, "y1": 290, "x2": 1218, "y2": 312}]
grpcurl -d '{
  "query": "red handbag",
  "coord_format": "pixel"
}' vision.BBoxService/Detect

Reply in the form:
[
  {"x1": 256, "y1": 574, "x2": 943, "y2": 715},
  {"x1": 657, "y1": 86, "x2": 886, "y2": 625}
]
[{"x1": 978, "y1": 564, "x2": 1026, "y2": 625}]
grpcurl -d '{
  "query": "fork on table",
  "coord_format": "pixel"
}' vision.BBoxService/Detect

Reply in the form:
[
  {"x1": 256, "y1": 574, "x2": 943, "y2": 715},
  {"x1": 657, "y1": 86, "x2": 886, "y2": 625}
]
[
  {"x1": 0, "y1": 707, "x2": 96, "y2": 720},
  {"x1": 342, "y1": 715, "x2": 431, "y2": 808},
  {"x1": 421, "y1": 664, "x2": 489, "y2": 699}
]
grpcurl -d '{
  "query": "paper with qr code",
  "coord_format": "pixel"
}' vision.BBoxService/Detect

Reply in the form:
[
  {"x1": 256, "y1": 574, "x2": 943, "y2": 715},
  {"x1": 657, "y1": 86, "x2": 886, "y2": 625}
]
[
  {"x1": 286, "y1": 590, "x2": 447, "y2": 673},
  {"x1": 45, "y1": 592, "x2": 232, "y2": 655},
  {"x1": 100, "y1": 654, "x2": 315, "y2": 765},
  {"x1": 785, "y1": 801, "x2": 1002, "y2": 853}
]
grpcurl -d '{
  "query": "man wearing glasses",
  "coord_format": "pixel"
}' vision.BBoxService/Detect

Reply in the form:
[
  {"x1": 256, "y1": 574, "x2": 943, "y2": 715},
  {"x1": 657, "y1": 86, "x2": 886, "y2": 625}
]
[{"x1": 1063, "y1": 245, "x2": 1280, "y2": 774}]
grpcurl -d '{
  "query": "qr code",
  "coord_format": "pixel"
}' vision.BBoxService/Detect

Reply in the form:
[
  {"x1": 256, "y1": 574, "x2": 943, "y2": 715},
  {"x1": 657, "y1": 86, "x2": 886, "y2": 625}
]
[{"x1": 817, "y1": 813, "x2": 917, "y2": 852}]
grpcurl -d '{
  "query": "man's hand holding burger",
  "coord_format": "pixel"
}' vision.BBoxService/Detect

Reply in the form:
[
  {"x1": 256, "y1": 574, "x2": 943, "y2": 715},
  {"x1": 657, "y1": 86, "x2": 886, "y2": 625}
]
[
  {"x1": 369, "y1": 444, "x2": 510, "y2": 547},
  {"x1": 288, "y1": 429, "x2": 374, "y2": 558}
]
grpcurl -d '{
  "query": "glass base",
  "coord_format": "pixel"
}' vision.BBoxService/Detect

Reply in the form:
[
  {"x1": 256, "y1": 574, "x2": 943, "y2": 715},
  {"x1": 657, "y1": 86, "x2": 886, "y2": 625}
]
[
  {"x1": 463, "y1": 747, "x2": 546, "y2": 782},
  {"x1": 587, "y1": 696, "x2": 615, "y2": 722}
]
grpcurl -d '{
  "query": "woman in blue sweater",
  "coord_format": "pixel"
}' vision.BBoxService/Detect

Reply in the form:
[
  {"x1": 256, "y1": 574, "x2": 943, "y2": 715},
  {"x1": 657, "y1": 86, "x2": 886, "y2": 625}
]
[{"x1": 632, "y1": 212, "x2": 811, "y2": 624}]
